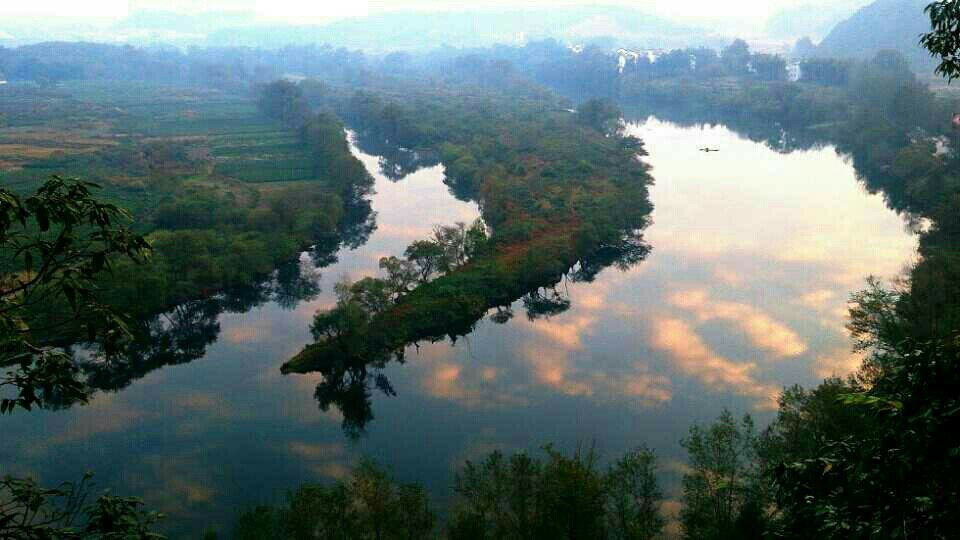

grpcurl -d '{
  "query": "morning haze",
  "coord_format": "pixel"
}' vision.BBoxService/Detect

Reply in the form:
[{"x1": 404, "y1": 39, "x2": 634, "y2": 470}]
[{"x1": 1, "y1": 1, "x2": 958, "y2": 538}]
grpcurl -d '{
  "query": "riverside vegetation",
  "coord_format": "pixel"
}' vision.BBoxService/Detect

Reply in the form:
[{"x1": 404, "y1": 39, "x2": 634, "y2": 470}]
[{"x1": 5, "y1": 1, "x2": 960, "y2": 537}]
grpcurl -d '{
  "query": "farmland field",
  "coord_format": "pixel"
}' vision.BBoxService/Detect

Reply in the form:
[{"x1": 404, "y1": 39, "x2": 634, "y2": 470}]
[{"x1": 0, "y1": 82, "x2": 324, "y2": 217}]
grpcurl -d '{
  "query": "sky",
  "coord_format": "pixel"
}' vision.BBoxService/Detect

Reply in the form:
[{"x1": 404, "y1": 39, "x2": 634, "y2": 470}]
[{"x1": 0, "y1": 0, "x2": 866, "y2": 23}]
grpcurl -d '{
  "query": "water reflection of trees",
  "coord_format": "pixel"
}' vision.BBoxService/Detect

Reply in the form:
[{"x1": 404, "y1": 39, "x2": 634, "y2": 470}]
[
  {"x1": 626, "y1": 100, "x2": 960, "y2": 336},
  {"x1": 294, "y1": 93, "x2": 952, "y2": 438},
  {"x1": 519, "y1": 232, "x2": 651, "y2": 321},
  {"x1": 350, "y1": 129, "x2": 440, "y2": 182},
  {"x1": 295, "y1": 229, "x2": 651, "y2": 438},
  {"x1": 623, "y1": 104, "x2": 832, "y2": 156},
  {"x1": 58, "y1": 260, "x2": 314, "y2": 404},
  {"x1": 624, "y1": 100, "x2": 938, "y2": 229},
  {"x1": 309, "y1": 198, "x2": 378, "y2": 268},
  {"x1": 350, "y1": 128, "x2": 479, "y2": 203},
  {"x1": 52, "y1": 201, "x2": 377, "y2": 408}
]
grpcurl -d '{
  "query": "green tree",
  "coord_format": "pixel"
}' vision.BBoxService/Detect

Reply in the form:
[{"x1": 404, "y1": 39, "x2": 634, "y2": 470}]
[
  {"x1": 757, "y1": 379, "x2": 869, "y2": 537},
  {"x1": 430, "y1": 220, "x2": 488, "y2": 271},
  {"x1": 259, "y1": 80, "x2": 311, "y2": 127},
  {"x1": 575, "y1": 98, "x2": 622, "y2": 134},
  {"x1": 395, "y1": 484, "x2": 435, "y2": 540},
  {"x1": 536, "y1": 445, "x2": 607, "y2": 539},
  {"x1": 921, "y1": 0, "x2": 960, "y2": 80},
  {"x1": 309, "y1": 278, "x2": 379, "y2": 357},
  {"x1": 403, "y1": 240, "x2": 446, "y2": 283},
  {"x1": 721, "y1": 39, "x2": 751, "y2": 76},
  {"x1": 763, "y1": 274, "x2": 960, "y2": 538},
  {"x1": 283, "y1": 484, "x2": 356, "y2": 540},
  {"x1": 0, "y1": 178, "x2": 161, "y2": 538},
  {"x1": 234, "y1": 506, "x2": 283, "y2": 540},
  {"x1": 1, "y1": 176, "x2": 150, "y2": 414},
  {"x1": 449, "y1": 445, "x2": 651, "y2": 539},
  {"x1": 604, "y1": 446, "x2": 665, "y2": 540},
  {"x1": 378, "y1": 256, "x2": 419, "y2": 296},
  {"x1": 449, "y1": 450, "x2": 541, "y2": 539},
  {"x1": 750, "y1": 54, "x2": 786, "y2": 81},
  {"x1": 679, "y1": 410, "x2": 768, "y2": 540},
  {"x1": 232, "y1": 460, "x2": 434, "y2": 540},
  {"x1": 1, "y1": 463, "x2": 163, "y2": 539}
]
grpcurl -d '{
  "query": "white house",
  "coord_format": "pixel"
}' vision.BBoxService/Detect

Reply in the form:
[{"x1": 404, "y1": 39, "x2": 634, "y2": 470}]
[{"x1": 787, "y1": 62, "x2": 802, "y2": 82}]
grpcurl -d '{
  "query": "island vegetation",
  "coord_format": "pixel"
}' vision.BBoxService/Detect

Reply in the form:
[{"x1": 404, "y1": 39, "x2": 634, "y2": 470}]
[{"x1": 279, "y1": 88, "x2": 654, "y2": 435}]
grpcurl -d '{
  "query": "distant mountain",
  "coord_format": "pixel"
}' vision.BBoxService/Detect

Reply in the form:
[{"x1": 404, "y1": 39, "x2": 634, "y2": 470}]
[
  {"x1": 765, "y1": 0, "x2": 866, "y2": 40},
  {"x1": 205, "y1": 7, "x2": 706, "y2": 51},
  {"x1": 815, "y1": 0, "x2": 936, "y2": 71},
  {"x1": 0, "y1": 16, "x2": 116, "y2": 46},
  {"x1": 114, "y1": 11, "x2": 257, "y2": 35}
]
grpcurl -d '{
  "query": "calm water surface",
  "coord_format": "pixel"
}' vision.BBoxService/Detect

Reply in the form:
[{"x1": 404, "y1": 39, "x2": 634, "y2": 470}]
[{"x1": 3, "y1": 119, "x2": 917, "y2": 536}]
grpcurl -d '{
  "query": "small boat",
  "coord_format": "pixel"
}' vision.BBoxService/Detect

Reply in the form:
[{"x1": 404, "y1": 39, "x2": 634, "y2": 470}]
[{"x1": 699, "y1": 147, "x2": 720, "y2": 153}]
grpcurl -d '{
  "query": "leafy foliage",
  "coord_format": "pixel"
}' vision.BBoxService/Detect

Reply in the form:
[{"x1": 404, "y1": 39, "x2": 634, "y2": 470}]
[
  {"x1": 922, "y1": 1, "x2": 960, "y2": 80},
  {"x1": 760, "y1": 284, "x2": 960, "y2": 538},
  {"x1": 679, "y1": 411, "x2": 768, "y2": 540},
  {"x1": 241, "y1": 445, "x2": 665, "y2": 540},
  {"x1": 0, "y1": 176, "x2": 150, "y2": 413},
  {"x1": 233, "y1": 460, "x2": 434, "y2": 540},
  {"x1": 603, "y1": 447, "x2": 666, "y2": 540},
  {"x1": 576, "y1": 98, "x2": 623, "y2": 134},
  {"x1": 0, "y1": 472, "x2": 163, "y2": 539},
  {"x1": 741, "y1": 18, "x2": 960, "y2": 537}
]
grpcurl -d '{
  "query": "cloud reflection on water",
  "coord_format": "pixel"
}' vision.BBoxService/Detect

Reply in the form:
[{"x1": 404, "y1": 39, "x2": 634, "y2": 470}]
[{"x1": 3, "y1": 118, "x2": 920, "y2": 537}]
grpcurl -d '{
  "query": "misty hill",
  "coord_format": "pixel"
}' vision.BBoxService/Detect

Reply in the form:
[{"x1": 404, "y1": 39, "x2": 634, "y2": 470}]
[
  {"x1": 114, "y1": 11, "x2": 257, "y2": 35},
  {"x1": 815, "y1": 0, "x2": 936, "y2": 72},
  {"x1": 205, "y1": 6, "x2": 704, "y2": 51},
  {"x1": 765, "y1": 0, "x2": 865, "y2": 40}
]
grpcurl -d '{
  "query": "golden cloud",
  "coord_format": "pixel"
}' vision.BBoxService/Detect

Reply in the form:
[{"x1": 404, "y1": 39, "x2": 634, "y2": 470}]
[
  {"x1": 669, "y1": 290, "x2": 806, "y2": 359},
  {"x1": 713, "y1": 266, "x2": 744, "y2": 287},
  {"x1": 521, "y1": 345, "x2": 672, "y2": 407},
  {"x1": 650, "y1": 318, "x2": 779, "y2": 410},
  {"x1": 796, "y1": 289, "x2": 837, "y2": 309},
  {"x1": 522, "y1": 314, "x2": 597, "y2": 351},
  {"x1": 417, "y1": 343, "x2": 528, "y2": 409},
  {"x1": 224, "y1": 325, "x2": 262, "y2": 344}
]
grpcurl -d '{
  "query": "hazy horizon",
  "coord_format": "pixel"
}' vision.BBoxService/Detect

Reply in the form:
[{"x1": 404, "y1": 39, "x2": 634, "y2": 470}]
[
  {"x1": 1, "y1": 0, "x2": 952, "y2": 537},
  {"x1": 1, "y1": 0, "x2": 871, "y2": 28},
  {"x1": 0, "y1": 0, "x2": 882, "y2": 54}
]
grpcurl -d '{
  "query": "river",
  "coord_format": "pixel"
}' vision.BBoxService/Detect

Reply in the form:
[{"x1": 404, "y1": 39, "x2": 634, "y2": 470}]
[{"x1": 2, "y1": 119, "x2": 917, "y2": 536}]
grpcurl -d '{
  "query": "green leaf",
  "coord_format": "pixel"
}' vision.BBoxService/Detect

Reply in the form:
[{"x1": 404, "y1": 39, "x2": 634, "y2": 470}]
[{"x1": 35, "y1": 207, "x2": 49, "y2": 232}]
